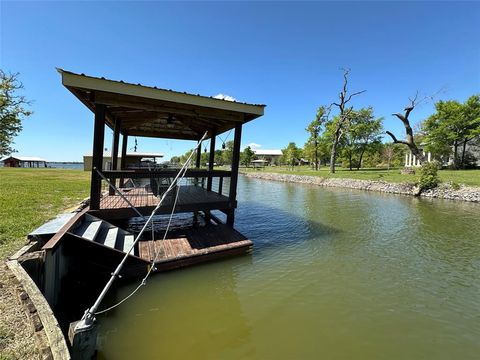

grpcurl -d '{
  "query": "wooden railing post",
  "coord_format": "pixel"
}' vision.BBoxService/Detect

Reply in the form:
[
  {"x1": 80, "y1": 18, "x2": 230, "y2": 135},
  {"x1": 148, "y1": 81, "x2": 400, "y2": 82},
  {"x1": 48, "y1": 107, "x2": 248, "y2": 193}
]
[
  {"x1": 109, "y1": 118, "x2": 121, "y2": 195},
  {"x1": 218, "y1": 176, "x2": 223, "y2": 196},
  {"x1": 119, "y1": 133, "x2": 128, "y2": 188},
  {"x1": 227, "y1": 123, "x2": 242, "y2": 227},
  {"x1": 90, "y1": 104, "x2": 106, "y2": 210},
  {"x1": 207, "y1": 129, "x2": 216, "y2": 191}
]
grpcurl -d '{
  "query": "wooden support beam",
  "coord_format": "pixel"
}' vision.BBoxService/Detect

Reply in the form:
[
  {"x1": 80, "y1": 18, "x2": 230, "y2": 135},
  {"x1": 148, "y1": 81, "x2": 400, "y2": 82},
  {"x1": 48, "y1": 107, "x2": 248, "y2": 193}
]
[
  {"x1": 124, "y1": 129, "x2": 200, "y2": 141},
  {"x1": 90, "y1": 104, "x2": 106, "y2": 210},
  {"x1": 227, "y1": 123, "x2": 242, "y2": 227},
  {"x1": 207, "y1": 129, "x2": 217, "y2": 191},
  {"x1": 120, "y1": 133, "x2": 128, "y2": 169},
  {"x1": 94, "y1": 92, "x2": 245, "y2": 122},
  {"x1": 119, "y1": 133, "x2": 128, "y2": 187},
  {"x1": 195, "y1": 144, "x2": 202, "y2": 169},
  {"x1": 109, "y1": 118, "x2": 121, "y2": 194}
]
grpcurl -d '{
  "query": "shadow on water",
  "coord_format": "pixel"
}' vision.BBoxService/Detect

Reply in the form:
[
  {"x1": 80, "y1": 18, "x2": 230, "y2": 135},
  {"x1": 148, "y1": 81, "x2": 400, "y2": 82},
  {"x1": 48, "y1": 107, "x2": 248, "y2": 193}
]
[
  {"x1": 94, "y1": 175, "x2": 480, "y2": 359},
  {"x1": 97, "y1": 260, "x2": 257, "y2": 359}
]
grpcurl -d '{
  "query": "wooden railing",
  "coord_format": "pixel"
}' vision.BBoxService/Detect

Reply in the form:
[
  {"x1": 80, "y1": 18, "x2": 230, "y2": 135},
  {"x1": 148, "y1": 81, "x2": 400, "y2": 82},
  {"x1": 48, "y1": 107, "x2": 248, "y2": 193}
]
[{"x1": 101, "y1": 169, "x2": 231, "y2": 197}]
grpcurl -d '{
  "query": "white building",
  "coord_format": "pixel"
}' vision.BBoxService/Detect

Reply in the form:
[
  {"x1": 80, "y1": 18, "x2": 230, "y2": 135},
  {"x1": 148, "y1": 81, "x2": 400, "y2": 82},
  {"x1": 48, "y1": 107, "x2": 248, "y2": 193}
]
[
  {"x1": 83, "y1": 151, "x2": 164, "y2": 171},
  {"x1": 253, "y1": 149, "x2": 283, "y2": 165}
]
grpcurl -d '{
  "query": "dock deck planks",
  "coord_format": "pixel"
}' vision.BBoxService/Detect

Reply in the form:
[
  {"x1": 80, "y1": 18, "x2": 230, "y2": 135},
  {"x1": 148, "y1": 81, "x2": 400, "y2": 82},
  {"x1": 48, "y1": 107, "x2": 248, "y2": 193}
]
[
  {"x1": 138, "y1": 224, "x2": 252, "y2": 269},
  {"x1": 99, "y1": 185, "x2": 233, "y2": 218}
]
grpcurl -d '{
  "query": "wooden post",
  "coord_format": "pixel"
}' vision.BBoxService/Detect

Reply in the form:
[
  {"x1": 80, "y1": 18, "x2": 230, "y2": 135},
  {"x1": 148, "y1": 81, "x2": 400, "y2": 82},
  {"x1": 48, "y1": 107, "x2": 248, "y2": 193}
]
[
  {"x1": 218, "y1": 177, "x2": 223, "y2": 195},
  {"x1": 207, "y1": 129, "x2": 216, "y2": 191},
  {"x1": 119, "y1": 133, "x2": 128, "y2": 187},
  {"x1": 109, "y1": 119, "x2": 121, "y2": 195},
  {"x1": 195, "y1": 140, "x2": 202, "y2": 169},
  {"x1": 227, "y1": 123, "x2": 242, "y2": 227},
  {"x1": 193, "y1": 138, "x2": 202, "y2": 223},
  {"x1": 90, "y1": 104, "x2": 106, "y2": 210}
]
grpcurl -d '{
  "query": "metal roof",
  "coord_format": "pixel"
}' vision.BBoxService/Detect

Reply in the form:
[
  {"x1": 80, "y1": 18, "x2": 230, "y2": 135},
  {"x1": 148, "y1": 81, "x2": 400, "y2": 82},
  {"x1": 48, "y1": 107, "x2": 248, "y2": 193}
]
[
  {"x1": 58, "y1": 69, "x2": 265, "y2": 141},
  {"x1": 83, "y1": 152, "x2": 164, "y2": 158},
  {"x1": 253, "y1": 149, "x2": 283, "y2": 156},
  {"x1": 2, "y1": 156, "x2": 48, "y2": 162}
]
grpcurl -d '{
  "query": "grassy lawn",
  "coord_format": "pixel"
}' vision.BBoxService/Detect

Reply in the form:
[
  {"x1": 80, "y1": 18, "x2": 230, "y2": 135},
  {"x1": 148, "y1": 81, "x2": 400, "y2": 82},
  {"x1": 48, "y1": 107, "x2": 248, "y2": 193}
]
[
  {"x1": 0, "y1": 168, "x2": 90, "y2": 259},
  {"x1": 241, "y1": 166, "x2": 480, "y2": 187}
]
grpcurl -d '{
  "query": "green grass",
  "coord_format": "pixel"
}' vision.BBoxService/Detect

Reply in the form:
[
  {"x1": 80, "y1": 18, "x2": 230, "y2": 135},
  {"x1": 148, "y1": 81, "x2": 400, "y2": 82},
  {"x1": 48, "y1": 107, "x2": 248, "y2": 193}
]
[
  {"x1": 0, "y1": 168, "x2": 90, "y2": 259},
  {"x1": 241, "y1": 166, "x2": 480, "y2": 187}
]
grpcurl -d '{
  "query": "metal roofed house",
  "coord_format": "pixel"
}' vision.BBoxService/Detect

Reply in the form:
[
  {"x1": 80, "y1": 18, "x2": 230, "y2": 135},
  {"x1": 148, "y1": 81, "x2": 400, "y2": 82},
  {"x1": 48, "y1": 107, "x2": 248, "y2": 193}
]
[
  {"x1": 253, "y1": 149, "x2": 283, "y2": 165},
  {"x1": 2, "y1": 155, "x2": 48, "y2": 168},
  {"x1": 83, "y1": 151, "x2": 164, "y2": 171}
]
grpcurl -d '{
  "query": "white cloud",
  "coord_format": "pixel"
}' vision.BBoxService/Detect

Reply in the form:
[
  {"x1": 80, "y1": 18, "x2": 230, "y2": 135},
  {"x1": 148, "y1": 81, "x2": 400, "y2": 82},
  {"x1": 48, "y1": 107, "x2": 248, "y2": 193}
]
[{"x1": 213, "y1": 93, "x2": 237, "y2": 102}]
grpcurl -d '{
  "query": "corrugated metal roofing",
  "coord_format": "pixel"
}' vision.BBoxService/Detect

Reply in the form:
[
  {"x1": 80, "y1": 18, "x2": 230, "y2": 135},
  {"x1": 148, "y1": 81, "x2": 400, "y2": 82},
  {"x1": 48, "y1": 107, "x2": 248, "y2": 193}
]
[
  {"x1": 253, "y1": 149, "x2": 283, "y2": 156},
  {"x1": 58, "y1": 68, "x2": 265, "y2": 141},
  {"x1": 57, "y1": 68, "x2": 266, "y2": 107},
  {"x1": 1, "y1": 156, "x2": 48, "y2": 162},
  {"x1": 83, "y1": 152, "x2": 164, "y2": 157}
]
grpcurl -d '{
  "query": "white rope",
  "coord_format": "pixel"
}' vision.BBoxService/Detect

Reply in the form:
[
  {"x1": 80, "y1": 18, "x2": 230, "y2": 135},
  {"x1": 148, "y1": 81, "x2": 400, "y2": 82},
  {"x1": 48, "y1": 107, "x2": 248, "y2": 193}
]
[
  {"x1": 94, "y1": 184, "x2": 182, "y2": 315},
  {"x1": 93, "y1": 135, "x2": 205, "y2": 315}
]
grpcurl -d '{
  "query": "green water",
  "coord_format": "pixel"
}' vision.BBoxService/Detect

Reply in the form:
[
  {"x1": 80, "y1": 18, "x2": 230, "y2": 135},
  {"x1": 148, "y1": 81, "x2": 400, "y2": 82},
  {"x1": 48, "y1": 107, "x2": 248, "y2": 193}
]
[{"x1": 97, "y1": 176, "x2": 480, "y2": 359}]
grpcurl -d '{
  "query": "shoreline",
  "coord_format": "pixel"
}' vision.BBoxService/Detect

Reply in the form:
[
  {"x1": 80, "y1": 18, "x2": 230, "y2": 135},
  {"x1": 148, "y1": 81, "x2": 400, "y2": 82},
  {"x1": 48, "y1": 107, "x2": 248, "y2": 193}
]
[{"x1": 242, "y1": 171, "x2": 480, "y2": 203}]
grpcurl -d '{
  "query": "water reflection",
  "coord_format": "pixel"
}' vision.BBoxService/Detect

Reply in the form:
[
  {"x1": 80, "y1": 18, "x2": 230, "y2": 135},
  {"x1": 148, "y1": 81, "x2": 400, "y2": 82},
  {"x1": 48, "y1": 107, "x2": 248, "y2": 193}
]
[{"x1": 98, "y1": 176, "x2": 480, "y2": 359}]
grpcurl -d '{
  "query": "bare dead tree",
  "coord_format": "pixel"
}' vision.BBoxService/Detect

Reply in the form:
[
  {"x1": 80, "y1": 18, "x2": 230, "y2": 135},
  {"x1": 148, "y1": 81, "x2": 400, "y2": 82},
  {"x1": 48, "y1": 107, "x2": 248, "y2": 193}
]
[
  {"x1": 330, "y1": 68, "x2": 366, "y2": 173},
  {"x1": 385, "y1": 92, "x2": 426, "y2": 164}
]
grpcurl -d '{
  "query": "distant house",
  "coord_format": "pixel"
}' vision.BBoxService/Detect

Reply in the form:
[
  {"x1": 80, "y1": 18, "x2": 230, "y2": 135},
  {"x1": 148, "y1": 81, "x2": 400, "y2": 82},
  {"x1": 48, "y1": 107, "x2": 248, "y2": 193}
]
[
  {"x1": 404, "y1": 151, "x2": 432, "y2": 167},
  {"x1": 405, "y1": 137, "x2": 480, "y2": 168},
  {"x1": 1, "y1": 156, "x2": 47, "y2": 168},
  {"x1": 253, "y1": 149, "x2": 283, "y2": 165},
  {"x1": 447, "y1": 137, "x2": 480, "y2": 167},
  {"x1": 83, "y1": 151, "x2": 164, "y2": 171}
]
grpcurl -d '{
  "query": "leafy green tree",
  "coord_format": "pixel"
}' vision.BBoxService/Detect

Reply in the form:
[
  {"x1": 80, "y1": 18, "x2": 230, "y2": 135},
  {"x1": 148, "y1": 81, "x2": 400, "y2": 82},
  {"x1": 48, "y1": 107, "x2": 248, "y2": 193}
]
[
  {"x1": 170, "y1": 156, "x2": 180, "y2": 164},
  {"x1": 0, "y1": 71, "x2": 32, "y2": 156},
  {"x1": 282, "y1": 142, "x2": 301, "y2": 169},
  {"x1": 214, "y1": 150, "x2": 224, "y2": 165},
  {"x1": 221, "y1": 140, "x2": 234, "y2": 165},
  {"x1": 305, "y1": 105, "x2": 328, "y2": 170},
  {"x1": 423, "y1": 95, "x2": 480, "y2": 168},
  {"x1": 341, "y1": 107, "x2": 383, "y2": 170},
  {"x1": 240, "y1": 146, "x2": 255, "y2": 167}
]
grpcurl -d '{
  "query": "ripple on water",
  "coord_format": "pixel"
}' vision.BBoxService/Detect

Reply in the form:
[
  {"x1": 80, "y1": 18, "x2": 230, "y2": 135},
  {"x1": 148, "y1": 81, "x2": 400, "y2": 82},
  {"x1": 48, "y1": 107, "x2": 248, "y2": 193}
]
[{"x1": 97, "y1": 177, "x2": 480, "y2": 360}]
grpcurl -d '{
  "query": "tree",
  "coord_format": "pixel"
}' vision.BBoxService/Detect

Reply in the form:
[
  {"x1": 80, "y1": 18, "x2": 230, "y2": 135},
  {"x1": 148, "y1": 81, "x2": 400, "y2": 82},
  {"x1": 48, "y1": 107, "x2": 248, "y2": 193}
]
[
  {"x1": 382, "y1": 143, "x2": 395, "y2": 170},
  {"x1": 341, "y1": 107, "x2": 383, "y2": 170},
  {"x1": 305, "y1": 105, "x2": 329, "y2": 170},
  {"x1": 282, "y1": 142, "x2": 301, "y2": 169},
  {"x1": 170, "y1": 156, "x2": 180, "y2": 165},
  {"x1": 422, "y1": 95, "x2": 480, "y2": 168},
  {"x1": 240, "y1": 146, "x2": 255, "y2": 167},
  {"x1": 0, "y1": 71, "x2": 32, "y2": 156},
  {"x1": 221, "y1": 140, "x2": 234, "y2": 165},
  {"x1": 386, "y1": 93, "x2": 426, "y2": 165},
  {"x1": 329, "y1": 69, "x2": 366, "y2": 173}
]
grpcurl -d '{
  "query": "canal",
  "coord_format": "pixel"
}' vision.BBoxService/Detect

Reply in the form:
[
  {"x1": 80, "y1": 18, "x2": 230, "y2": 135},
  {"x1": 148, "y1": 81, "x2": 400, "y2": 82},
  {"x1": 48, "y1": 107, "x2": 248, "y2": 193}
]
[{"x1": 97, "y1": 175, "x2": 480, "y2": 359}]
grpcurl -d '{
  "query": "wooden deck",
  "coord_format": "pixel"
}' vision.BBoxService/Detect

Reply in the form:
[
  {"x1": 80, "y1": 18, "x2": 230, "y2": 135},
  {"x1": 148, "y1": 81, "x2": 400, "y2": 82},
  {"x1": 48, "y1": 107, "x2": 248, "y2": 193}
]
[
  {"x1": 98, "y1": 185, "x2": 234, "y2": 219},
  {"x1": 138, "y1": 224, "x2": 252, "y2": 271}
]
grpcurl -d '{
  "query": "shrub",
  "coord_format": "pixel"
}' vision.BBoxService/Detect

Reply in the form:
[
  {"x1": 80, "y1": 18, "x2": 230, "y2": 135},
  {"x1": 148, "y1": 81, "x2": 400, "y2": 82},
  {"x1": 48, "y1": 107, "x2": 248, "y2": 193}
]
[
  {"x1": 418, "y1": 162, "x2": 440, "y2": 191},
  {"x1": 450, "y1": 182, "x2": 461, "y2": 190}
]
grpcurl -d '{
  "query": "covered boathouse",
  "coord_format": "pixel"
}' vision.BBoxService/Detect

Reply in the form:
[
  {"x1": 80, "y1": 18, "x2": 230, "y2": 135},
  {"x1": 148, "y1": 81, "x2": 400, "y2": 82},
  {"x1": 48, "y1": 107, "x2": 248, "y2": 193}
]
[
  {"x1": 2, "y1": 155, "x2": 48, "y2": 168},
  {"x1": 38, "y1": 69, "x2": 265, "y2": 309}
]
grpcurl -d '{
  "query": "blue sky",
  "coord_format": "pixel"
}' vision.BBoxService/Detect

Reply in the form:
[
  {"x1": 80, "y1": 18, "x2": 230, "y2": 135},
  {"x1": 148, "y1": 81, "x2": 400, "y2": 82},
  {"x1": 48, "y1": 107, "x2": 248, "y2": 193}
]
[{"x1": 1, "y1": 1, "x2": 479, "y2": 162}]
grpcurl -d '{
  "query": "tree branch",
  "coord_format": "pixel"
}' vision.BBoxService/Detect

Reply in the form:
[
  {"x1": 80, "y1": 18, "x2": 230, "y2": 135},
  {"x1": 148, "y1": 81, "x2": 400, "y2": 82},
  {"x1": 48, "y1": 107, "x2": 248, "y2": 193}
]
[
  {"x1": 345, "y1": 89, "x2": 367, "y2": 104},
  {"x1": 385, "y1": 131, "x2": 409, "y2": 146}
]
